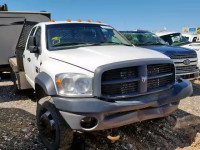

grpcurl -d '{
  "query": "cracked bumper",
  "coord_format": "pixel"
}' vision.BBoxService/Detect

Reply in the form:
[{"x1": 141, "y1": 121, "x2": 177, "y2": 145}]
[{"x1": 53, "y1": 79, "x2": 192, "y2": 131}]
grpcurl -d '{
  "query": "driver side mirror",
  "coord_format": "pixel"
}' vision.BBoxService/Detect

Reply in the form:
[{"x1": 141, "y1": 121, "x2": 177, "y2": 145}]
[{"x1": 28, "y1": 36, "x2": 39, "y2": 53}]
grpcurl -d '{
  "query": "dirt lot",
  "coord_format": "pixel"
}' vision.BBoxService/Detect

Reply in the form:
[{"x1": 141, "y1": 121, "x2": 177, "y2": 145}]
[{"x1": 0, "y1": 73, "x2": 200, "y2": 150}]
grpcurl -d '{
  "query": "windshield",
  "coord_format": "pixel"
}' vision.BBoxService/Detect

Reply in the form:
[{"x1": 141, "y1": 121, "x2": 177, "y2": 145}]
[
  {"x1": 122, "y1": 32, "x2": 166, "y2": 46},
  {"x1": 160, "y1": 33, "x2": 190, "y2": 46},
  {"x1": 46, "y1": 23, "x2": 132, "y2": 50}
]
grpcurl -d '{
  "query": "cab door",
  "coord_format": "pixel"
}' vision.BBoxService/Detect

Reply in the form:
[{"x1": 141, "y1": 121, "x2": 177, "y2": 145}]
[{"x1": 23, "y1": 26, "x2": 42, "y2": 88}]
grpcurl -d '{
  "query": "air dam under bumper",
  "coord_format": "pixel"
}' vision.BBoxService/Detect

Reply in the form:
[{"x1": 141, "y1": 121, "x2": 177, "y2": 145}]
[{"x1": 53, "y1": 79, "x2": 192, "y2": 131}]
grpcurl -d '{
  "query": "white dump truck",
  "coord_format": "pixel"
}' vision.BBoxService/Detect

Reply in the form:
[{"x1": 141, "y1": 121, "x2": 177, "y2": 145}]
[
  {"x1": 0, "y1": 10, "x2": 50, "y2": 73},
  {"x1": 0, "y1": 9, "x2": 192, "y2": 150}
]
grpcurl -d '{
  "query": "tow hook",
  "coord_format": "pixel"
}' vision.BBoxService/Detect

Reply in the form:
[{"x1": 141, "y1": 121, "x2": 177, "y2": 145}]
[{"x1": 107, "y1": 129, "x2": 120, "y2": 142}]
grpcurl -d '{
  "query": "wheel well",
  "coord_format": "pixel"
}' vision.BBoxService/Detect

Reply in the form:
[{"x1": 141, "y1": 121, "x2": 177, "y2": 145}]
[{"x1": 35, "y1": 84, "x2": 47, "y2": 100}]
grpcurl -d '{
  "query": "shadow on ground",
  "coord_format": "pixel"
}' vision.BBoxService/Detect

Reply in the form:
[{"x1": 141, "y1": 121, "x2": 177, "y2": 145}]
[
  {"x1": 192, "y1": 82, "x2": 200, "y2": 97},
  {"x1": 0, "y1": 108, "x2": 46, "y2": 150},
  {"x1": 1, "y1": 107, "x2": 199, "y2": 150},
  {"x1": 0, "y1": 73, "x2": 36, "y2": 102}
]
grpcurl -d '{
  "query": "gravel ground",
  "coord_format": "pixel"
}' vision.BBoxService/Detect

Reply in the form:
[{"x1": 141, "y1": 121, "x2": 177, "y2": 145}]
[{"x1": 0, "y1": 73, "x2": 200, "y2": 150}]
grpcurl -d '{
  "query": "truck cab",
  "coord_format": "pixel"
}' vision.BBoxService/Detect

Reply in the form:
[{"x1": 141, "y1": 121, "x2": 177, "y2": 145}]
[
  {"x1": 15, "y1": 21, "x2": 192, "y2": 149},
  {"x1": 182, "y1": 33, "x2": 198, "y2": 42},
  {"x1": 121, "y1": 30, "x2": 199, "y2": 80}
]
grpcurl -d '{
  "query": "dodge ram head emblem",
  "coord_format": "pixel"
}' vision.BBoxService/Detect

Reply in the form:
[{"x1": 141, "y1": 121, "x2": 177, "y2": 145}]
[
  {"x1": 141, "y1": 76, "x2": 147, "y2": 83},
  {"x1": 183, "y1": 59, "x2": 191, "y2": 65}
]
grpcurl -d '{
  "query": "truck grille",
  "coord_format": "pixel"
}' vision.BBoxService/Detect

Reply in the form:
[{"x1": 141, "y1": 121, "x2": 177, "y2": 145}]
[
  {"x1": 102, "y1": 66, "x2": 138, "y2": 81},
  {"x1": 170, "y1": 53, "x2": 197, "y2": 59},
  {"x1": 148, "y1": 76, "x2": 174, "y2": 91},
  {"x1": 176, "y1": 65, "x2": 198, "y2": 72},
  {"x1": 101, "y1": 63, "x2": 175, "y2": 99},
  {"x1": 170, "y1": 53, "x2": 198, "y2": 80},
  {"x1": 102, "y1": 81, "x2": 138, "y2": 95},
  {"x1": 147, "y1": 64, "x2": 174, "y2": 76}
]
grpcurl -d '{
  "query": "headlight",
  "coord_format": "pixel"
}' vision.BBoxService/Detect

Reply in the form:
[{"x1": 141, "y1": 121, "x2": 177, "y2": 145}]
[{"x1": 55, "y1": 73, "x2": 93, "y2": 97}]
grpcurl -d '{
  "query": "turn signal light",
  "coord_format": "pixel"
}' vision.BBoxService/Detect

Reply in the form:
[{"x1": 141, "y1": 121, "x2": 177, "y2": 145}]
[
  {"x1": 66, "y1": 19, "x2": 71, "y2": 22},
  {"x1": 97, "y1": 21, "x2": 101, "y2": 23},
  {"x1": 77, "y1": 19, "x2": 82, "y2": 22},
  {"x1": 51, "y1": 20, "x2": 55, "y2": 22},
  {"x1": 86, "y1": 20, "x2": 91, "y2": 23},
  {"x1": 56, "y1": 78, "x2": 62, "y2": 89}
]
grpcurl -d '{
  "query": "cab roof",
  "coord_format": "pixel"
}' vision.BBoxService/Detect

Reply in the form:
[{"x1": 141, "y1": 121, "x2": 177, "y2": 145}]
[
  {"x1": 37, "y1": 21, "x2": 108, "y2": 26},
  {"x1": 0, "y1": 11, "x2": 50, "y2": 15},
  {"x1": 120, "y1": 30, "x2": 151, "y2": 34},
  {"x1": 155, "y1": 31, "x2": 179, "y2": 37},
  {"x1": 182, "y1": 33, "x2": 198, "y2": 35}
]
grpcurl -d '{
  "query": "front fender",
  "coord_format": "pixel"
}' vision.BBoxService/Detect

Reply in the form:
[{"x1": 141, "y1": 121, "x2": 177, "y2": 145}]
[{"x1": 35, "y1": 72, "x2": 57, "y2": 96}]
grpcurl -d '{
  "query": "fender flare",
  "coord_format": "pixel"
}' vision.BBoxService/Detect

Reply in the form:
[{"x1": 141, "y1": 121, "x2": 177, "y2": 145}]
[{"x1": 35, "y1": 72, "x2": 57, "y2": 96}]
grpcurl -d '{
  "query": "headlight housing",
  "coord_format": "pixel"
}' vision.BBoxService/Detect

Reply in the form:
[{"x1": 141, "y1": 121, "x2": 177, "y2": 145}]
[{"x1": 55, "y1": 73, "x2": 93, "y2": 97}]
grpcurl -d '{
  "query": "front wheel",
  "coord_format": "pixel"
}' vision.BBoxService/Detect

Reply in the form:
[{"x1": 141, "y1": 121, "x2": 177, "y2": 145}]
[{"x1": 36, "y1": 96, "x2": 74, "y2": 150}]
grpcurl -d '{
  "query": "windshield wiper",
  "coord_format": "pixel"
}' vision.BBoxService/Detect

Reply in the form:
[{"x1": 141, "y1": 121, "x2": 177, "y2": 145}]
[
  {"x1": 178, "y1": 41, "x2": 190, "y2": 46},
  {"x1": 135, "y1": 44, "x2": 146, "y2": 46},
  {"x1": 149, "y1": 43, "x2": 166, "y2": 46},
  {"x1": 135, "y1": 43, "x2": 165, "y2": 46},
  {"x1": 52, "y1": 42, "x2": 132, "y2": 48},
  {"x1": 52, "y1": 42, "x2": 89, "y2": 47},
  {"x1": 172, "y1": 41, "x2": 190, "y2": 46},
  {"x1": 98, "y1": 42, "x2": 132, "y2": 46}
]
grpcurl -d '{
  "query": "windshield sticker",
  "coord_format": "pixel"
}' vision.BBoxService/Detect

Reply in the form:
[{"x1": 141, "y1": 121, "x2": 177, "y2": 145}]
[{"x1": 52, "y1": 36, "x2": 62, "y2": 46}]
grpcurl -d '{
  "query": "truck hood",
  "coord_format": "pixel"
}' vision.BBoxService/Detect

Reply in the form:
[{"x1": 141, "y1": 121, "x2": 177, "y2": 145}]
[
  {"x1": 181, "y1": 43, "x2": 200, "y2": 50},
  {"x1": 48, "y1": 45, "x2": 169, "y2": 72},
  {"x1": 143, "y1": 45, "x2": 196, "y2": 57}
]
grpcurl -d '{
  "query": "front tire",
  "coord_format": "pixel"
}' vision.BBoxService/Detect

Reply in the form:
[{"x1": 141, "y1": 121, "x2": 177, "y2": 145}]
[{"x1": 36, "y1": 96, "x2": 74, "y2": 150}]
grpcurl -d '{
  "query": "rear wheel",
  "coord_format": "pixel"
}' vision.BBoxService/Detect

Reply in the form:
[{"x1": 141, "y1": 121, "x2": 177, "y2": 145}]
[{"x1": 36, "y1": 96, "x2": 74, "y2": 150}]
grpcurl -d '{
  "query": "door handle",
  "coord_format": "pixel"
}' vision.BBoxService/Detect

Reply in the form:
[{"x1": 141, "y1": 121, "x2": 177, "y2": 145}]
[{"x1": 27, "y1": 58, "x2": 31, "y2": 62}]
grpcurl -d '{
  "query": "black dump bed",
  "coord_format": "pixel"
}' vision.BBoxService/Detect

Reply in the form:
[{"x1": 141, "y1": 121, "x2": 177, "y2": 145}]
[{"x1": 0, "y1": 11, "x2": 51, "y2": 70}]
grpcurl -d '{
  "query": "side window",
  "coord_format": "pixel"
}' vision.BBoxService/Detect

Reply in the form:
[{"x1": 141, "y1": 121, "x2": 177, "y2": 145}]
[
  {"x1": 27, "y1": 27, "x2": 37, "y2": 50},
  {"x1": 35, "y1": 27, "x2": 41, "y2": 47},
  {"x1": 193, "y1": 37, "x2": 197, "y2": 42},
  {"x1": 30, "y1": 27, "x2": 36, "y2": 36}
]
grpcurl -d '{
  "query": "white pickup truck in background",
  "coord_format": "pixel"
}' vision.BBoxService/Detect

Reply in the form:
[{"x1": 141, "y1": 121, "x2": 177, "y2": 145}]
[{"x1": 182, "y1": 33, "x2": 199, "y2": 42}]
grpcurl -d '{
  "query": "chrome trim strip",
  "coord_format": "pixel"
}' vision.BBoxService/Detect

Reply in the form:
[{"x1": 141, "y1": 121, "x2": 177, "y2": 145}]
[
  {"x1": 176, "y1": 71, "x2": 199, "y2": 76},
  {"x1": 174, "y1": 62, "x2": 197, "y2": 66},
  {"x1": 148, "y1": 73, "x2": 173, "y2": 79},
  {"x1": 102, "y1": 78, "x2": 140, "y2": 85},
  {"x1": 173, "y1": 58, "x2": 198, "y2": 63}
]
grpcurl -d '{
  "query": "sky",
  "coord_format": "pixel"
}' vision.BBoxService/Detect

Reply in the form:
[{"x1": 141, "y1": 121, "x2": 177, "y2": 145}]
[{"x1": 1, "y1": 0, "x2": 200, "y2": 32}]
